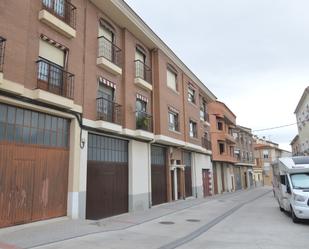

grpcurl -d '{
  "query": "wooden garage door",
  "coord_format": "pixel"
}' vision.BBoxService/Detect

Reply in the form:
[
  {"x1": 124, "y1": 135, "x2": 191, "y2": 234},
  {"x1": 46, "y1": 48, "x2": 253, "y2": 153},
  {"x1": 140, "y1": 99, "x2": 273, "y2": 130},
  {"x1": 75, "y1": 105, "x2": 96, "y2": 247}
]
[
  {"x1": 0, "y1": 104, "x2": 69, "y2": 228},
  {"x1": 183, "y1": 151, "x2": 192, "y2": 197},
  {"x1": 151, "y1": 145, "x2": 167, "y2": 206},
  {"x1": 86, "y1": 134, "x2": 128, "y2": 220}
]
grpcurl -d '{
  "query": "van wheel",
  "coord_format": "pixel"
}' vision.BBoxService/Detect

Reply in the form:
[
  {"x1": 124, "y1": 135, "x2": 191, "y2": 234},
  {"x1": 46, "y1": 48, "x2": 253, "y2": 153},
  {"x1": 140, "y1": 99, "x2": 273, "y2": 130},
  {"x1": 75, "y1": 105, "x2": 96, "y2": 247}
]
[{"x1": 291, "y1": 207, "x2": 300, "y2": 223}]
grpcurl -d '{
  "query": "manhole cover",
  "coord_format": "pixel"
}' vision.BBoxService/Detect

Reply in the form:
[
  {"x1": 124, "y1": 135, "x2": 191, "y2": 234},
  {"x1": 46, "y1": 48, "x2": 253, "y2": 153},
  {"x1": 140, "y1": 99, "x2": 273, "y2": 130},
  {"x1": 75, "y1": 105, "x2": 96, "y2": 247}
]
[
  {"x1": 159, "y1": 221, "x2": 175, "y2": 225},
  {"x1": 186, "y1": 219, "x2": 201, "y2": 222}
]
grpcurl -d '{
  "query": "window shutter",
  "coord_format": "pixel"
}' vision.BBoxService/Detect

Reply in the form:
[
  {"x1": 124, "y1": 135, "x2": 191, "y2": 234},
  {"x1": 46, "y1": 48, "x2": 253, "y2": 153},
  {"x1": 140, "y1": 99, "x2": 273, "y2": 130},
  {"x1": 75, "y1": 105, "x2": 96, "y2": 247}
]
[
  {"x1": 39, "y1": 40, "x2": 64, "y2": 67},
  {"x1": 99, "y1": 26, "x2": 113, "y2": 42},
  {"x1": 167, "y1": 69, "x2": 177, "y2": 90}
]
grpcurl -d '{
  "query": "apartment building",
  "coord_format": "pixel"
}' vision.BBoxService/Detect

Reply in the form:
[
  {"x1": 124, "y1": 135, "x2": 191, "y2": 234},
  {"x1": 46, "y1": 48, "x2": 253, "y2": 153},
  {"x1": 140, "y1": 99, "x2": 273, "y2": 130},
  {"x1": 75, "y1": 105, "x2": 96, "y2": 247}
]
[
  {"x1": 208, "y1": 101, "x2": 237, "y2": 194},
  {"x1": 293, "y1": 86, "x2": 309, "y2": 155},
  {"x1": 0, "y1": 0, "x2": 216, "y2": 228},
  {"x1": 233, "y1": 125, "x2": 255, "y2": 190},
  {"x1": 254, "y1": 138, "x2": 291, "y2": 186}
]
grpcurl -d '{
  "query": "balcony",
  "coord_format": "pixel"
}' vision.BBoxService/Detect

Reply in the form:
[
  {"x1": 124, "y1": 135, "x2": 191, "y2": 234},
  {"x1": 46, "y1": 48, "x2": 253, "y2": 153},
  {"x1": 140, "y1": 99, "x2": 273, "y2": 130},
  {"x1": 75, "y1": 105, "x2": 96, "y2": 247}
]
[
  {"x1": 39, "y1": 0, "x2": 76, "y2": 38},
  {"x1": 36, "y1": 59, "x2": 74, "y2": 100},
  {"x1": 97, "y1": 36, "x2": 122, "y2": 75},
  {"x1": 136, "y1": 111, "x2": 153, "y2": 132},
  {"x1": 134, "y1": 60, "x2": 152, "y2": 91},
  {"x1": 97, "y1": 97, "x2": 122, "y2": 125},
  {"x1": 201, "y1": 137, "x2": 212, "y2": 150}
]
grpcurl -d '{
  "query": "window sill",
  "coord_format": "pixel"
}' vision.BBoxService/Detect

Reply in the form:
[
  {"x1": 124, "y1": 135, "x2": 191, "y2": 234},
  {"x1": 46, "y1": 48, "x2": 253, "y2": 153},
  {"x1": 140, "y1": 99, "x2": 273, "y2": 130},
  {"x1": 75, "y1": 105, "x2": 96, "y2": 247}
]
[
  {"x1": 168, "y1": 129, "x2": 181, "y2": 135},
  {"x1": 167, "y1": 86, "x2": 180, "y2": 95},
  {"x1": 189, "y1": 136, "x2": 199, "y2": 141},
  {"x1": 188, "y1": 101, "x2": 197, "y2": 108}
]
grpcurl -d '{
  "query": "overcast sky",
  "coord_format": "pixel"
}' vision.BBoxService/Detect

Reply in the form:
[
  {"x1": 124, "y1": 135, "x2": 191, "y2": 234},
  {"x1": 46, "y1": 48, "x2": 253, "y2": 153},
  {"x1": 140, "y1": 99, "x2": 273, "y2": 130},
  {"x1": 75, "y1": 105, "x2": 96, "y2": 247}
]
[{"x1": 125, "y1": 0, "x2": 309, "y2": 151}]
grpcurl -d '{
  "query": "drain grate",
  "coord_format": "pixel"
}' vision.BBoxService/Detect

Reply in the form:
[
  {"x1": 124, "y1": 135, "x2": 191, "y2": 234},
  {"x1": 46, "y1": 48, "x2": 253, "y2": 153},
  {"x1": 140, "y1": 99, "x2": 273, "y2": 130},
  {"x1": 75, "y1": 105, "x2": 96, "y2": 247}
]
[
  {"x1": 186, "y1": 219, "x2": 201, "y2": 222},
  {"x1": 159, "y1": 221, "x2": 175, "y2": 225}
]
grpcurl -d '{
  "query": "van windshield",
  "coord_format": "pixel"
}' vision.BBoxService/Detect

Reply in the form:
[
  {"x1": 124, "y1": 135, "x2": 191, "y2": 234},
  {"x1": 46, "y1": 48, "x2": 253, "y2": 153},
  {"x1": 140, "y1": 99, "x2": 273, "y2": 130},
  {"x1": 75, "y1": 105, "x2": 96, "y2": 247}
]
[{"x1": 290, "y1": 173, "x2": 309, "y2": 189}]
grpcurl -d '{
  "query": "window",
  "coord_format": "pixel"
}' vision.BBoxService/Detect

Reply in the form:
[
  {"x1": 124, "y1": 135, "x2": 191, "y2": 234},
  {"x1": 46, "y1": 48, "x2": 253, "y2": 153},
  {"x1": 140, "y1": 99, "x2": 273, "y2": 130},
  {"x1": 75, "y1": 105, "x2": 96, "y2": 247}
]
[
  {"x1": 0, "y1": 103, "x2": 69, "y2": 148},
  {"x1": 98, "y1": 83, "x2": 114, "y2": 101},
  {"x1": 200, "y1": 99, "x2": 207, "y2": 121},
  {"x1": 219, "y1": 142, "x2": 225, "y2": 154},
  {"x1": 168, "y1": 109, "x2": 179, "y2": 131},
  {"x1": 43, "y1": 0, "x2": 65, "y2": 17},
  {"x1": 189, "y1": 120, "x2": 197, "y2": 138},
  {"x1": 97, "y1": 84, "x2": 115, "y2": 121},
  {"x1": 263, "y1": 149, "x2": 269, "y2": 159},
  {"x1": 38, "y1": 39, "x2": 65, "y2": 87},
  {"x1": 167, "y1": 66, "x2": 177, "y2": 91},
  {"x1": 135, "y1": 48, "x2": 146, "y2": 79},
  {"x1": 230, "y1": 146, "x2": 234, "y2": 156},
  {"x1": 217, "y1": 121, "x2": 223, "y2": 131},
  {"x1": 136, "y1": 99, "x2": 149, "y2": 130},
  {"x1": 188, "y1": 86, "x2": 195, "y2": 103},
  {"x1": 98, "y1": 22, "x2": 115, "y2": 61},
  {"x1": 136, "y1": 99, "x2": 147, "y2": 113},
  {"x1": 88, "y1": 134, "x2": 128, "y2": 163}
]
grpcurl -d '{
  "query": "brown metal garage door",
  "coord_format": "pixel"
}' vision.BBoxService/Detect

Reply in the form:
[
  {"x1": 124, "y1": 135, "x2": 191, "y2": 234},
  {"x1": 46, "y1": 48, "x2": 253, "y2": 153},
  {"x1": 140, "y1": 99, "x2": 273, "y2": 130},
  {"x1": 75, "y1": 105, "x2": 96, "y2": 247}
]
[
  {"x1": 86, "y1": 134, "x2": 128, "y2": 220},
  {"x1": 183, "y1": 151, "x2": 192, "y2": 197},
  {"x1": 0, "y1": 104, "x2": 70, "y2": 228},
  {"x1": 151, "y1": 145, "x2": 167, "y2": 206}
]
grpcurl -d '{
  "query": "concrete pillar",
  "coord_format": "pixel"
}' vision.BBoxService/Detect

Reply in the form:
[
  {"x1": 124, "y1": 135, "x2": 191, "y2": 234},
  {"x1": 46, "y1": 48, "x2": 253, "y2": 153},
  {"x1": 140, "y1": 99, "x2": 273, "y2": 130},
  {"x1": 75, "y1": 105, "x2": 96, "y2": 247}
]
[
  {"x1": 67, "y1": 120, "x2": 88, "y2": 219},
  {"x1": 128, "y1": 140, "x2": 150, "y2": 212},
  {"x1": 174, "y1": 167, "x2": 178, "y2": 200}
]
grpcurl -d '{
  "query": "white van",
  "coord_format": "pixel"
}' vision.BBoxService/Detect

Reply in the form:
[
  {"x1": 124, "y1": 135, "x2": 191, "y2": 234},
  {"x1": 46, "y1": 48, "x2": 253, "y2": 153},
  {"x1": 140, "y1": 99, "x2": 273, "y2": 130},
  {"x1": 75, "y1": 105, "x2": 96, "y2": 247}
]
[{"x1": 272, "y1": 156, "x2": 309, "y2": 223}]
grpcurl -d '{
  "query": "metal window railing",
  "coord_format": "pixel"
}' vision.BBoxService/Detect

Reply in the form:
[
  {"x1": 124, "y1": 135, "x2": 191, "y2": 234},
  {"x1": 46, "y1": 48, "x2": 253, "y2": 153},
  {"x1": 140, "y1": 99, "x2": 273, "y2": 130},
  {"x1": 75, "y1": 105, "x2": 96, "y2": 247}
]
[
  {"x1": 96, "y1": 97, "x2": 122, "y2": 125},
  {"x1": 98, "y1": 36, "x2": 122, "y2": 67},
  {"x1": 201, "y1": 137, "x2": 212, "y2": 150},
  {"x1": 36, "y1": 59, "x2": 74, "y2": 99},
  {"x1": 136, "y1": 111, "x2": 153, "y2": 132},
  {"x1": 0, "y1": 37, "x2": 6, "y2": 73},
  {"x1": 135, "y1": 60, "x2": 152, "y2": 84},
  {"x1": 42, "y1": 0, "x2": 76, "y2": 29}
]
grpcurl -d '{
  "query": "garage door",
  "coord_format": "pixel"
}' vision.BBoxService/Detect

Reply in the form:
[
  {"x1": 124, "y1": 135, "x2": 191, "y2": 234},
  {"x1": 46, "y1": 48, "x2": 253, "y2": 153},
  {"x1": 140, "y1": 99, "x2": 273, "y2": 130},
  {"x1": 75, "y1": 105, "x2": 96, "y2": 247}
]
[
  {"x1": 86, "y1": 134, "x2": 128, "y2": 220},
  {"x1": 151, "y1": 145, "x2": 167, "y2": 206},
  {"x1": 183, "y1": 151, "x2": 192, "y2": 197},
  {"x1": 0, "y1": 103, "x2": 69, "y2": 228}
]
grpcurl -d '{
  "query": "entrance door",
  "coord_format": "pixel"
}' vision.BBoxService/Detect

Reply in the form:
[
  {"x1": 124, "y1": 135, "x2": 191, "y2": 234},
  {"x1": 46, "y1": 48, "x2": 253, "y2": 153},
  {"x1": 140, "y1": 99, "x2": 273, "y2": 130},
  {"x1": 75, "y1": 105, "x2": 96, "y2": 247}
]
[
  {"x1": 234, "y1": 167, "x2": 242, "y2": 190},
  {"x1": 0, "y1": 104, "x2": 70, "y2": 228},
  {"x1": 202, "y1": 169, "x2": 211, "y2": 197},
  {"x1": 212, "y1": 164, "x2": 218, "y2": 194},
  {"x1": 183, "y1": 151, "x2": 192, "y2": 197},
  {"x1": 86, "y1": 134, "x2": 128, "y2": 220},
  {"x1": 244, "y1": 172, "x2": 248, "y2": 188},
  {"x1": 151, "y1": 145, "x2": 167, "y2": 205}
]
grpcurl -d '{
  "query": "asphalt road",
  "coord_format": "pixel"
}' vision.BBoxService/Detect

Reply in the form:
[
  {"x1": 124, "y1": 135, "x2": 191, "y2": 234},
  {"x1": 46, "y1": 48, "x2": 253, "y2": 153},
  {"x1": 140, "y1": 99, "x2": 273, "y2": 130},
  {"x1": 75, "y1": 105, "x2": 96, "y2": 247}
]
[{"x1": 25, "y1": 188, "x2": 309, "y2": 249}]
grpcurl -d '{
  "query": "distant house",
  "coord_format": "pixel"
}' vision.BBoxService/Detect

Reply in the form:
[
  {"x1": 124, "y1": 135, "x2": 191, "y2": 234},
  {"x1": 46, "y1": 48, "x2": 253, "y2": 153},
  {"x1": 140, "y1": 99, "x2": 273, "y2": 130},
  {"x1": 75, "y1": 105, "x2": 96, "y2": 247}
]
[{"x1": 254, "y1": 137, "x2": 292, "y2": 186}]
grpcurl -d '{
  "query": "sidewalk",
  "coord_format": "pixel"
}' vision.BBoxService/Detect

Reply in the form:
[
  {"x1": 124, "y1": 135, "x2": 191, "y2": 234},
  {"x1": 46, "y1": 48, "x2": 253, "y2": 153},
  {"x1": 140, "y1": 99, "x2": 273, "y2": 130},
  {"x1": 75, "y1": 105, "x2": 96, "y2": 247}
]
[{"x1": 0, "y1": 187, "x2": 271, "y2": 249}]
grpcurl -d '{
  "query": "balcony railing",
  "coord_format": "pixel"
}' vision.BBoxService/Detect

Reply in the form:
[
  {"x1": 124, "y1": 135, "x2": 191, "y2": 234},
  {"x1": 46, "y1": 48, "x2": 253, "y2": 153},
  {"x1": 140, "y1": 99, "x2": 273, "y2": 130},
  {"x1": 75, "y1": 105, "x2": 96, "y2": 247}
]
[
  {"x1": 136, "y1": 111, "x2": 153, "y2": 132},
  {"x1": 97, "y1": 97, "x2": 122, "y2": 125},
  {"x1": 98, "y1": 36, "x2": 122, "y2": 67},
  {"x1": 42, "y1": 0, "x2": 76, "y2": 29},
  {"x1": 36, "y1": 59, "x2": 74, "y2": 99},
  {"x1": 135, "y1": 60, "x2": 152, "y2": 84},
  {"x1": 0, "y1": 37, "x2": 6, "y2": 72},
  {"x1": 201, "y1": 137, "x2": 212, "y2": 150}
]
